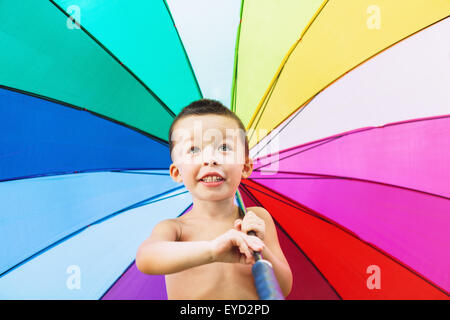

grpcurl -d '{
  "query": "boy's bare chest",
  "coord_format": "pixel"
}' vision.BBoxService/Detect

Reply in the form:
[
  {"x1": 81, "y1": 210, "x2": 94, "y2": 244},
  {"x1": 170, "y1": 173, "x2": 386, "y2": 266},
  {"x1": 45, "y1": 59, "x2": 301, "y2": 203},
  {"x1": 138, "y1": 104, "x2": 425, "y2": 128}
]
[
  {"x1": 165, "y1": 217, "x2": 258, "y2": 299},
  {"x1": 178, "y1": 218, "x2": 234, "y2": 241}
]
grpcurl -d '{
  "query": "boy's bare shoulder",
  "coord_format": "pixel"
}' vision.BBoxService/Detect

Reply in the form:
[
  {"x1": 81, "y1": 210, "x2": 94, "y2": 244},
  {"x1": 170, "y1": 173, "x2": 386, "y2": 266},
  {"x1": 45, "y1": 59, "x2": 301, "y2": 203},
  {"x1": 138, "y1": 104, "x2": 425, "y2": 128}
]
[
  {"x1": 156, "y1": 217, "x2": 182, "y2": 228},
  {"x1": 246, "y1": 206, "x2": 273, "y2": 221},
  {"x1": 150, "y1": 218, "x2": 183, "y2": 241}
]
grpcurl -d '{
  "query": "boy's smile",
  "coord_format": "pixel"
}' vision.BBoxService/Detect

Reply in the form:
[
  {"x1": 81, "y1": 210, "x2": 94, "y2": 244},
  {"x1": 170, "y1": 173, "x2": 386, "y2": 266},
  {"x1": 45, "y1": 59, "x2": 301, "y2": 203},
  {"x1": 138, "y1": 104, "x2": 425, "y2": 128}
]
[
  {"x1": 198, "y1": 171, "x2": 225, "y2": 187},
  {"x1": 169, "y1": 114, "x2": 253, "y2": 204}
]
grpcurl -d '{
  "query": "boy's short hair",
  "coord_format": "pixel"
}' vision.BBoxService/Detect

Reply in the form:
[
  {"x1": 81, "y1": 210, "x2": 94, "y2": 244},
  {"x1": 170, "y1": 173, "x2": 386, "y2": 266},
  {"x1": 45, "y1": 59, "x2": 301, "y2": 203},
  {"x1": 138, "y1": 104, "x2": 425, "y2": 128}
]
[{"x1": 168, "y1": 99, "x2": 249, "y2": 161}]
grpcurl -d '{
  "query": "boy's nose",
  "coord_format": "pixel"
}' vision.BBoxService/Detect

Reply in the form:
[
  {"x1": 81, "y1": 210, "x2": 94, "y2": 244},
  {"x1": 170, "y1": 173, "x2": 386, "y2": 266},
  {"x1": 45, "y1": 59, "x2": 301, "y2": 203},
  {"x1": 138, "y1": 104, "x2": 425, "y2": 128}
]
[
  {"x1": 203, "y1": 157, "x2": 218, "y2": 166},
  {"x1": 202, "y1": 147, "x2": 219, "y2": 166}
]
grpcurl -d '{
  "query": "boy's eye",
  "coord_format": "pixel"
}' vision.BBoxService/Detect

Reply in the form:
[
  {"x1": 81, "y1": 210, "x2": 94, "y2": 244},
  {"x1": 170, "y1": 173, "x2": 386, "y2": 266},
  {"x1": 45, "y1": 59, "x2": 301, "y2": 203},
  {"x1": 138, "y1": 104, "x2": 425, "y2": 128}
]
[
  {"x1": 219, "y1": 144, "x2": 230, "y2": 151},
  {"x1": 189, "y1": 146, "x2": 200, "y2": 154}
]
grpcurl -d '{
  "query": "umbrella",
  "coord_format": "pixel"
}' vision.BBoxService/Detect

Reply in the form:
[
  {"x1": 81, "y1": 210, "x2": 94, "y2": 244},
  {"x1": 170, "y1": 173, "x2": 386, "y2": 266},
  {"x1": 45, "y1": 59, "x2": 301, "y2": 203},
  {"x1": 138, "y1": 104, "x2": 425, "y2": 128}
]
[{"x1": 0, "y1": 0, "x2": 449, "y2": 300}]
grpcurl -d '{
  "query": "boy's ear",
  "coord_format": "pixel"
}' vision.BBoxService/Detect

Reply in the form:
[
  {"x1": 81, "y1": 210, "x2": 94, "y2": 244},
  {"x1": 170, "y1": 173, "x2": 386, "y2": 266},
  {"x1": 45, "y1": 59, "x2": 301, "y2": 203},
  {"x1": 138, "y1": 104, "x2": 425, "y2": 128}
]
[
  {"x1": 169, "y1": 163, "x2": 183, "y2": 183},
  {"x1": 242, "y1": 157, "x2": 253, "y2": 179}
]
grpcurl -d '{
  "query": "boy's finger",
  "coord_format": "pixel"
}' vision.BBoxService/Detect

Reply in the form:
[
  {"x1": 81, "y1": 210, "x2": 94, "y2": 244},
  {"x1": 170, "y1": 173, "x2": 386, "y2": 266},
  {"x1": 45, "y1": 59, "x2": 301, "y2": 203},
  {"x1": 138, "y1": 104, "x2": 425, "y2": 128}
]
[
  {"x1": 246, "y1": 233, "x2": 263, "y2": 244},
  {"x1": 240, "y1": 241, "x2": 256, "y2": 257},
  {"x1": 246, "y1": 235, "x2": 264, "y2": 251},
  {"x1": 241, "y1": 219, "x2": 259, "y2": 234},
  {"x1": 246, "y1": 210, "x2": 256, "y2": 217},
  {"x1": 236, "y1": 235, "x2": 252, "y2": 259},
  {"x1": 234, "y1": 219, "x2": 242, "y2": 231},
  {"x1": 237, "y1": 240, "x2": 249, "y2": 256}
]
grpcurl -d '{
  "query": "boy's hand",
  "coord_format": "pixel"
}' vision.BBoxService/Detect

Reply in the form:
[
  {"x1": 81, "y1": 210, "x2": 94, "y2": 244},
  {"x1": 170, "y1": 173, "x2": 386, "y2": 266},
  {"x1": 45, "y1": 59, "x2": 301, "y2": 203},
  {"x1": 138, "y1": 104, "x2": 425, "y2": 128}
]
[
  {"x1": 210, "y1": 229, "x2": 265, "y2": 265},
  {"x1": 234, "y1": 210, "x2": 265, "y2": 241}
]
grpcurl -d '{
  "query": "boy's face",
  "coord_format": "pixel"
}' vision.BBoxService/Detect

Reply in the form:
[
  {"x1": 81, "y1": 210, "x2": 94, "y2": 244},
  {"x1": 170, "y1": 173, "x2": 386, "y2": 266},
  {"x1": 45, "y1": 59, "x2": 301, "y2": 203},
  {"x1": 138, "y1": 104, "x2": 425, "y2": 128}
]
[{"x1": 169, "y1": 114, "x2": 253, "y2": 202}]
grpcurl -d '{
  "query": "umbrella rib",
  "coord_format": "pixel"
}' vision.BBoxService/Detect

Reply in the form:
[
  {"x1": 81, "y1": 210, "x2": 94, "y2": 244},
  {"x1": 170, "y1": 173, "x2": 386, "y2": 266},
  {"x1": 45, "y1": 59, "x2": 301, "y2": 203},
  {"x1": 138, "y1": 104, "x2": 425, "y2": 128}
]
[
  {"x1": 253, "y1": 135, "x2": 341, "y2": 172},
  {"x1": 98, "y1": 259, "x2": 136, "y2": 301},
  {"x1": 242, "y1": 180, "x2": 347, "y2": 230},
  {"x1": 161, "y1": 0, "x2": 203, "y2": 99},
  {"x1": 0, "y1": 84, "x2": 170, "y2": 147},
  {"x1": 247, "y1": 14, "x2": 450, "y2": 147},
  {"x1": 252, "y1": 113, "x2": 450, "y2": 178},
  {"x1": 250, "y1": 95, "x2": 315, "y2": 159},
  {"x1": 48, "y1": 0, "x2": 176, "y2": 118},
  {"x1": 176, "y1": 203, "x2": 194, "y2": 218},
  {"x1": 121, "y1": 188, "x2": 189, "y2": 212},
  {"x1": 0, "y1": 167, "x2": 171, "y2": 184},
  {"x1": 241, "y1": 179, "x2": 450, "y2": 296},
  {"x1": 247, "y1": 65, "x2": 284, "y2": 143},
  {"x1": 251, "y1": 169, "x2": 450, "y2": 201},
  {"x1": 245, "y1": 0, "x2": 329, "y2": 132},
  {"x1": 99, "y1": 201, "x2": 193, "y2": 300},
  {"x1": 239, "y1": 184, "x2": 343, "y2": 300},
  {"x1": 230, "y1": 0, "x2": 245, "y2": 113},
  {"x1": 0, "y1": 185, "x2": 186, "y2": 279},
  {"x1": 250, "y1": 177, "x2": 336, "y2": 180},
  {"x1": 110, "y1": 170, "x2": 170, "y2": 176},
  {"x1": 251, "y1": 118, "x2": 339, "y2": 164}
]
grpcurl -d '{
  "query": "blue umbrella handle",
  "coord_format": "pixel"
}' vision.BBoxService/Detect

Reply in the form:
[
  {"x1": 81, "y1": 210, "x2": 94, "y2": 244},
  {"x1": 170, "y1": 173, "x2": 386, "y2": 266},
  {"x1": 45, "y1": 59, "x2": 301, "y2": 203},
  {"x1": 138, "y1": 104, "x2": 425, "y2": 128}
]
[
  {"x1": 236, "y1": 191, "x2": 285, "y2": 300},
  {"x1": 248, "y1": 230, "x2": 285, "y2": 300}
]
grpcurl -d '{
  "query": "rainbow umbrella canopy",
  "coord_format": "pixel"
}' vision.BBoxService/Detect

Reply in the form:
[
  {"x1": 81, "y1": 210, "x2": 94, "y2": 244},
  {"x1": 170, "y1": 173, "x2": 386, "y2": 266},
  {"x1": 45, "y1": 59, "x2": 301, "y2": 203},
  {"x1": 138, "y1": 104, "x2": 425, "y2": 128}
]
[{"x1": 0, "y1": 0, "x2": 449, "y2": 300}]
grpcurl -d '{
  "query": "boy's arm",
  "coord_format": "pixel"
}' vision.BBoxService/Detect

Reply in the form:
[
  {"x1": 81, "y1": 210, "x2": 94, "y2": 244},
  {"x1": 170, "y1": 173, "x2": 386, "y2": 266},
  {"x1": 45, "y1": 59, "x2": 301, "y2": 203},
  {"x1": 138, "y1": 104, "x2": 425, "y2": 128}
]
[
  {"x1": 136, "y1": 219, "x2": 264, "y2": 275},
  {"x1": 248, "y1": 207, "x2": 293, "y2": 297},
  {"x1": 135, "y1": 219, "x2": 214, "y2": 275}
]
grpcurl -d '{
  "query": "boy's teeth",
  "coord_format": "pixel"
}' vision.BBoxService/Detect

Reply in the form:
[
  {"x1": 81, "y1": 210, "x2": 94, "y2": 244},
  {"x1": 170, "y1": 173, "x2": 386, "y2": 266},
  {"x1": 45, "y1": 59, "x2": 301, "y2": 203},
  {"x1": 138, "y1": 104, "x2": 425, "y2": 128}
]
[{"x1": 202, "y1": 176, "x2": 223, "y2": 182}]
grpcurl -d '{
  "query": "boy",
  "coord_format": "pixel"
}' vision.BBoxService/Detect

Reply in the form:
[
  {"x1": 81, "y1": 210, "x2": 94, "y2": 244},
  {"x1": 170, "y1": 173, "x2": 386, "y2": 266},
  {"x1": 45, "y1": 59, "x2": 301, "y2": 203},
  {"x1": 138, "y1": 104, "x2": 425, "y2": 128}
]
[{"x1": 136, "y1": 99, "x2": 292, "y2": 299}]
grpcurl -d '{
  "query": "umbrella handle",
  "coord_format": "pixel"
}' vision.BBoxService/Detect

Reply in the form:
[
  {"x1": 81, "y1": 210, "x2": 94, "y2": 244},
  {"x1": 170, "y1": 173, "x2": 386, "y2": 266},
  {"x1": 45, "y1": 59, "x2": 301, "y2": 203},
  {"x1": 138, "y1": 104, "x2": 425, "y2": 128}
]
[{"x1": 236, "y1": 191, "x2": 285, "y2": 300}]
